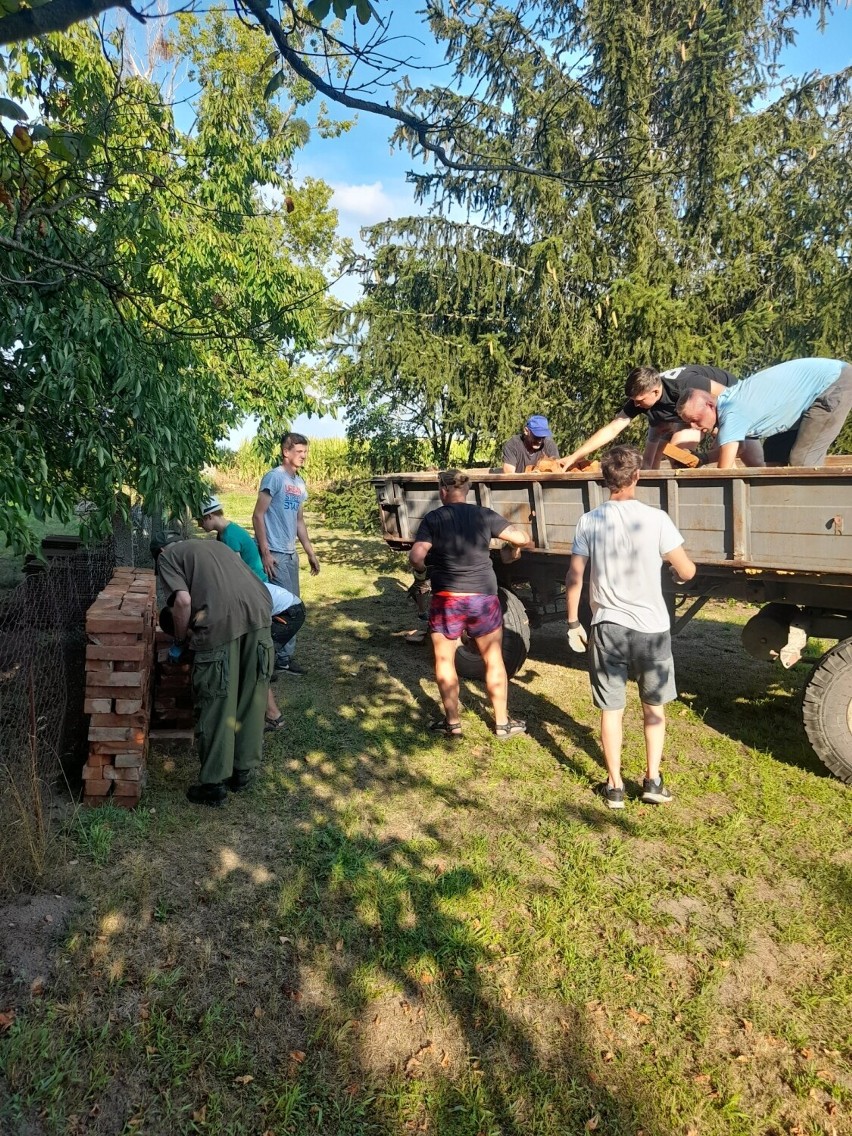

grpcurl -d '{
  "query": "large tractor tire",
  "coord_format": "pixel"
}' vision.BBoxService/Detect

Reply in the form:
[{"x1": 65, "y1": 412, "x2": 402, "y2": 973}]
[
  {"x1": 454, "y1": 588, "x2": 531, "y2": 681},
  {"x1": 801, "y1": 639, "x2": 852, "y2": 783}
]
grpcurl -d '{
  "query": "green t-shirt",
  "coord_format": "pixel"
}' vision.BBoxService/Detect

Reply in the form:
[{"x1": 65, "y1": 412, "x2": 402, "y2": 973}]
[
  {"x1": 219, "y1": 522, "x2": 267, "y2": 583},
  {"x1": 157, "y1": 540, "x2": 272, "y2": 651}
]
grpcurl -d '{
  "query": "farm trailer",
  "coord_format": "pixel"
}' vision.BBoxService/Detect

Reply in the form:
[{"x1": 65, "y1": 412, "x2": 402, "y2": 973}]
[{"x1": 373, "y1": 462, "x2": 852, "y2": 783}]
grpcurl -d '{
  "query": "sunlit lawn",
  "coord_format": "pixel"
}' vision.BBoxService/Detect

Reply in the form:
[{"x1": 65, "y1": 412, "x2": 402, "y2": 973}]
[{"x1": 0, "y1": 499, "x2": 849, "y2": 1135}]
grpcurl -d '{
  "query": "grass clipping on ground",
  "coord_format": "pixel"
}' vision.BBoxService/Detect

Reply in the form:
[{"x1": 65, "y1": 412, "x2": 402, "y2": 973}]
[{"x1": 1, "y1": 509, "x2": 850, "y2": 1136}]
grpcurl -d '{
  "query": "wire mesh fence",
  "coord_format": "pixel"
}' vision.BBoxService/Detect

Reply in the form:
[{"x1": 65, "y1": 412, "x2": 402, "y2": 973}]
[{"x1": 0, "y1": 540, "x2": 117, "y2": 892}]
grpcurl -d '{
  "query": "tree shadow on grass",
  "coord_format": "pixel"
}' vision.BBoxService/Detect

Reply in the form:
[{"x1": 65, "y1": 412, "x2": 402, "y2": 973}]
[
  {"x1": 4, "y1": 563, "x2": 735, "y2": 1136},
  {"x1": 670, "y1": 616, "x2": 831, "y2": 779}
]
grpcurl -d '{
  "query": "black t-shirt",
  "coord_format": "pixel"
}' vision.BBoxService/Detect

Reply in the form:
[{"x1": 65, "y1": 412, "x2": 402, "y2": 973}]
[
  {"x1": 414, "y1": 503, "x2": 509, "y2": 594},
  {"x1": 619, "y1": 365, "x2": 737, "y2": 428},
  {"x1": 501, "y1": 434, "x2": 560, "y2": 472}
]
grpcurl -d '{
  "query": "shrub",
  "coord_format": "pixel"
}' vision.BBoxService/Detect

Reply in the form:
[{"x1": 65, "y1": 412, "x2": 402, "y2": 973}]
[{"x1": 312, "y1": 477, "x2": 380, "y2": 533}]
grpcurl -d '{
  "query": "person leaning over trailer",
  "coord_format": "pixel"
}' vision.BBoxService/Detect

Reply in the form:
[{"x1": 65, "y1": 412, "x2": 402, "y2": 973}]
[
  {"x1": 565, "y1": 445, "x2": 697, "y2": 810},
  {"x1": 501, "y1": 415, "x2": 561, "y2": 472},
  {"x1": 677, "y1": 357, "x2": 852, "y2": 469},
  {"x1": 196, "y1": 497, "x2": 306, "y2": 732},
  {"x1": 152, "y1": 535, "x2": 274, "y2": 807},
  {"x1": 561, "y1": 365, "x2": 764, "y2": 470},
  {"x1": 409, "y1": 469, "x2": 532, "y2": 739}
]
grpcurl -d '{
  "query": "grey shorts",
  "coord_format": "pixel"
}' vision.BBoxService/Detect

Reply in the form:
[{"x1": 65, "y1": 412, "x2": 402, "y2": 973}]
[{"x1": 588, "y1": 622, "x2": 677, "y2": 711}]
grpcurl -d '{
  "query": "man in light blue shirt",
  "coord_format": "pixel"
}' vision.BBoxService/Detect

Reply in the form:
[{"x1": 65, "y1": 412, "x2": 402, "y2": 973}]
[
  {"x1": 252, "y1": 433, "x2": 320, "y2": 675},
  {"x1": 677, "y1": 358, "x2": 852, "y2": 467}
]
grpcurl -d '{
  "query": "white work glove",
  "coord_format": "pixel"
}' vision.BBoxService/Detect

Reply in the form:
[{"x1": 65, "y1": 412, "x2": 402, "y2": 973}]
[{"x1": 567, "y1": 620, "x2": 588, "y2": 653}]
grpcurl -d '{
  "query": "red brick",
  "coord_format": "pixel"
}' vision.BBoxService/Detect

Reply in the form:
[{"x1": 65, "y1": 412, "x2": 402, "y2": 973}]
[
  {"x1": 90, "y1": 738, "x2": 144, "y2": 754},
  {"x1": 82, "y1": 762, "x2": 108, "y2": 778},
  {"x1": 84, "y1": 698, "x2": 113, "y2": 714},
  {"x1": 88, "y1": 726, "x2": 146, "y2": 743},
  {"x1": 86, "y1": 644, "x2": 145, "y2": 661},
  {"x1": 111, "y1": 795, "x2": 140, "y2": 810},
  {"x1": 114, "y1": 699, "x2": 144, "y2": 715},
  {"x1": 87, "y1": 615, "x2": 144, "y2": 634},
  {"x1": 90, "y1": 712, "x2": 147, "y2": 728},
  {"x1": 113, "y1": 660, "x2": 141, "y2": 673},
  {"x1": 86, "y1": 672, "x2": 143, "y2": 689},
  {"x1": 83, "y1": 779, "x2": 111, "y2": 796},
  {"x1": 114, "y1": 767, "x2": 141, "y2": 782},
  {"x1": 89, "y1": 633, "x2": 146, "y2": 646},
  {"x1": 114, "y1": 753, "x2": 143, "y2": 768},
  {"x1": 84, "y1": 753, "x2": 109, "y2": 768}
]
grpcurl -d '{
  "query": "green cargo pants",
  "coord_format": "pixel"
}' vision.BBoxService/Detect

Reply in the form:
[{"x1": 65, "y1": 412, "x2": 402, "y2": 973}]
[{"x1": 192, "y1": 626, "x2": 274, "y2": 786}]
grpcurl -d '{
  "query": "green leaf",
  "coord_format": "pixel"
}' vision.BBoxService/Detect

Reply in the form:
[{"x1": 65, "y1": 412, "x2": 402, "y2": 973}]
[
  {"x1": 355, "y1": 0, "x2": 374, "y2": 25},
  {"x1": 307, "y1": 0, "x2": 332, "y2": 21},
  {"x1": 30, "y1": 124, "x2": 52, "y2": 142},
  {"x1": 51, "y1": 56, "x2": 77, "y2": 81},
  {"x1": 264, "y1": 69, "x2": 286, "y2": 100},
  {"x1": 332, "y1": 0, "x2": 350, "y2": 17},
  {"x1": 0, "y1": 97, "x2": 27, "y2": 121}
]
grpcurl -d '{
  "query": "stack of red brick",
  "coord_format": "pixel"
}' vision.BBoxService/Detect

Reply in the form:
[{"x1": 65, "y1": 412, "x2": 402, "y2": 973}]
[
  {"x1": 82, "y1": 568, "x2": 157, "y2": 808},
  {"x1": 152, "y1": 630, "x2": 194, "y2": 734}
]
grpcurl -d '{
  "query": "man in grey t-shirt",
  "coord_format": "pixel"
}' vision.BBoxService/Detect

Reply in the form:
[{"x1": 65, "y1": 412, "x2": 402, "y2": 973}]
[
  {"x1": 252, "y1": 432, "x2": 320, "y2": 676},
  {"x1": 565, "y1": 445, "x2": 696, "y2": 809},
  {"x1": 501, "y1": 415, "x2": 561, "y2": 472}
]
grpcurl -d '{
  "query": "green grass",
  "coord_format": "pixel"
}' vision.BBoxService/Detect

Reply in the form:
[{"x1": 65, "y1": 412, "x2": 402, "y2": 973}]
[{"x1": 1, "y1": 505, "x2": 850, "y2": 1135}]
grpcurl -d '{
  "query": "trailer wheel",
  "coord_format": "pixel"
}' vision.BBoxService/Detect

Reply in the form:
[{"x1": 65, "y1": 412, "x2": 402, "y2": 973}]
[
  {"x1": 801, "y1": 639, "x2": 852, "y2": 783},
  {"x1": 454, "y1": 588, "x2": 531, "y2": 681}
]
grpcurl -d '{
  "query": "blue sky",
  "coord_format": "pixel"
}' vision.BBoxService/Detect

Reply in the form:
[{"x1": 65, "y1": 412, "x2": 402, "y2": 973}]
[{"x1": 243, "y1": 4, "x2": 852, "y2": 445}]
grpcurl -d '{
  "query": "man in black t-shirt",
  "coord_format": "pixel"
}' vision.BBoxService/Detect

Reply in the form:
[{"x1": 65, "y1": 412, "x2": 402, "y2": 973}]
[
  {"x1": 501, "y1": 415, "x2": 561, "y2": 472},
  {"x1": 409, "y1": 470, "x2": 531, "y2": 740},
  {"x1": 562, "y1": 365, "x2": 764, "y2": 469}
]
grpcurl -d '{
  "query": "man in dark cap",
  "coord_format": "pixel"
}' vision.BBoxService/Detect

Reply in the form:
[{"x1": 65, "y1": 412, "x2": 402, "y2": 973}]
[
  {"x1": 501, "y1": 415, "x2": 561, "y2": 473},
  {"x1": 152, "y1": 534, "x2": 274, "y2": 806}
]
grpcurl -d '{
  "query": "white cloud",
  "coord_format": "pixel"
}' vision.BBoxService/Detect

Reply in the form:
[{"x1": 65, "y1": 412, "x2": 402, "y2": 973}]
[{"x1": 330, "y1": 180, "x2": 415, "y2": 224}]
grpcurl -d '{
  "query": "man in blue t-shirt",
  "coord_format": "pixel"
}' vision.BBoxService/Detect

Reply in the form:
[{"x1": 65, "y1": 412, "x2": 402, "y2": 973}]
[
  {"x1": 677, "y1": 358, "x2": 852, "y2": 467},
  {"x1": 252, "y1": 432, "x2": 320, "y2": 676}
]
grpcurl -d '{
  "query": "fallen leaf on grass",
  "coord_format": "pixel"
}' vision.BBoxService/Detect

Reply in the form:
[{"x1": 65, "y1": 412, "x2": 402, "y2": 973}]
[
  {"x1": 626, "y1": 1009, "x2": 650, "y2": 1025},
  {"x1": 602, "y1": 1050, "x2": 615, "y2": 1063},
  {"x1": 419, "y1": 973, "x2": 434, "y2": 985},
  {"x1": 30, "y1": 978, "x2": 45, "y2": 997},
  {"x1": 586, "y1": 1115, "x2": 600, "y2": 1130},
  {"x1": 799, "y1": 1047, "x2": 814, "y2": 1059},
  {"x1": 233, "y1": 1075, "x2": 254, "y2": 1086},
  {"x1": 440, "y1": 1050, "x2": 450, "y2": 1068},
  {"x1": 825, "y1": 1101, "x2": 838, "y2": 1116},
  {"x1": 344, "y1": 1083, "x2": 359, "y2": 1096},
  {"x1": 740, "y1": 1017, "x2": 753, "y2": 1032},
  {"x1": 191, "y1": 1106, "x2": 207, "y2": 1123},
  {"x1": 0, "y1": 1011, "x2": 15, "y2": 1031},
  {"x1": 289, "y1": 1050, "x2": 306, "y2": 1064},
  {"x1": 253, "y1": 1006, "x2": 263, "y2": 1019}
]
